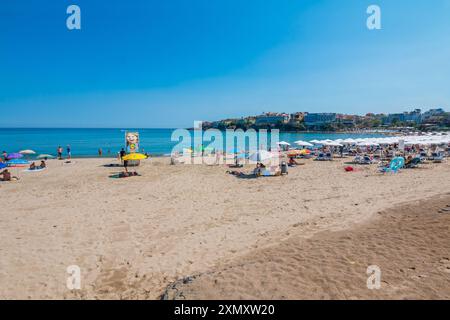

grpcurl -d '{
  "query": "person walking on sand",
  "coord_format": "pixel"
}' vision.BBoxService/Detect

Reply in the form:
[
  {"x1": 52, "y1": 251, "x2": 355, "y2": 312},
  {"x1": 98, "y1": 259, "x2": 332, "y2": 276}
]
[
  {"x1": 57, "y1": 146, "x2": 63, "y2": 160},
  {"x1": 66, "y1": 145, "x2": 71, "y2": 159}
]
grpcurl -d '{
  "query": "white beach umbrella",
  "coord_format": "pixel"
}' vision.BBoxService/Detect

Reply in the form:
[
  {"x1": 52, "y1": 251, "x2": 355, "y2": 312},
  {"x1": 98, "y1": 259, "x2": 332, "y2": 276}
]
[
  {"x1": 357, "y1": 141, "x2": 379, "y2": 147},
  {"x1": 19, "y1": 150, "x2": 36, "y2": 155},
  {"x1": 37, "y1": 154, "x2": 55, "y2": 159},
  {"x1": 249, "y1": 150, "x2": 277, "y2": 162},
  {"x1": 342, "y1": 138, "x2": 357, "y2": 144},
  {"x1": 294, "y1": 140, "x2": 313, "y2": 147},
  {"x1": 310, "y1": 139, "x2": 322, "y2": 144},
  {"x1": 277, "y1": 141, "x2": 291, "y2": 146},
  {"x1": 325, "y1": 141, "x2": 343, "y2": 147}
]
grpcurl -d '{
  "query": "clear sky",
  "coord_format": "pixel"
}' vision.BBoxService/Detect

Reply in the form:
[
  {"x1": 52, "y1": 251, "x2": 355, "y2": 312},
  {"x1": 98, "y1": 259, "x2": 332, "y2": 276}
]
[{"x1": 1, "y1": 0, "x2": 449, "y2": 128}]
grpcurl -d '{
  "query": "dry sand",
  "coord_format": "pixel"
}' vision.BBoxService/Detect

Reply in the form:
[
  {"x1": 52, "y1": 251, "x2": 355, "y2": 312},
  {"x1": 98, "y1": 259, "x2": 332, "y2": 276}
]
[
  {"x1": 163, "y1": 194, "x2": 450, "y2": 300},
  {"x1": 0, "y1": 156, "x2": 449, "y2": 299}
]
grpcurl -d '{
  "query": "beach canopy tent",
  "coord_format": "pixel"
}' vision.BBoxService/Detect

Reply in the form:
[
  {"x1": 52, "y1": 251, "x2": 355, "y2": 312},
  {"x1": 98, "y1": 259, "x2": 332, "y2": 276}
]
[
  {"x1": 7, "y1": 153, "x2": 23, "y2": 159},
  {"x1": 37, "y1": 154, "x2": 54, "y2": 159},
  {"x1": 122, "y1": 153, "x2": 148, "y2": 161},
  {"x1": 294, "y1": 140, "x2": 313, "y2": 147},
  {"x1": 19, "y1": 150, "x2": 36, "y2": 155}
]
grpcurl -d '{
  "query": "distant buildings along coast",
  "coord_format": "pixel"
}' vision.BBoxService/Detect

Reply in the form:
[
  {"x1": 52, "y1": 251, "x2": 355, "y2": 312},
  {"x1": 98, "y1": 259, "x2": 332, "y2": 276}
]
[{"x1": 201, "y1": 108, "x2": 449, "y2": 132}]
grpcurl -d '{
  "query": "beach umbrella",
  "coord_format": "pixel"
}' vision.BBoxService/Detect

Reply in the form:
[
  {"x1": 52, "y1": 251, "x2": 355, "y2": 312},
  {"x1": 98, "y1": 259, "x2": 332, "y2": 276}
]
[
  {"x1": 310, "y1": 139, "x2": 322, "y2": 144},
  {"x1": 277, "y1": 141, "x2": 291, "y2": 146},
  {"x1": 0, "y1": 163, "x2": 7, "y2": 169},
  {"x1": 37, "y1": 154, "x2": 55, "y2": 159},
  {"x1": 6, "y1": 159, "x2": 29, "y2": 166},
  {"x1": 300, "y1": 149, "x2": 311, "y2": 154},
  {"x1": 357, "y1": 141, "x2": 379, "y2": 147},
  {"x1": 342, "y1": 138, "x2": 357, "y2": 144},
  {"x1": 294, "y1": 140, "x2": 313, "y2": 147},
  {"x1": 287, "y1": 150, "x2": 302, "y2": 156},
  {"x1": 19, "y1": 150, "x2": 36, "y2": 155},
  {"x1": 7, "y1": 153, "x2": 23, "y2": 159},
  {"x1": 122, "y1": 153, "x2": 148, "y2": 161},
  {"x1": 324, "y1": 141, "x2": 343, "y2": 147},
  {"x1": 249, "y1": 150, "x2": 276, "y2": 162}
]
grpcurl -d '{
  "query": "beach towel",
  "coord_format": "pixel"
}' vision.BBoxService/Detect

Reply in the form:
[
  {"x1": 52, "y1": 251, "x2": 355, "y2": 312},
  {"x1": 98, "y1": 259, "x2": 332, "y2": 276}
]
[{"x1": 23, "y1": 167, "x2": 46, "y2": 172}]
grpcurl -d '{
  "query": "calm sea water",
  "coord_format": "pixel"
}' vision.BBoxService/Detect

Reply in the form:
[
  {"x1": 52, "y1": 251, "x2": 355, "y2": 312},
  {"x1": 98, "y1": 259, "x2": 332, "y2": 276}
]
[{"x1": 0, "y1": 128, "x2": 386, "y2": 157}]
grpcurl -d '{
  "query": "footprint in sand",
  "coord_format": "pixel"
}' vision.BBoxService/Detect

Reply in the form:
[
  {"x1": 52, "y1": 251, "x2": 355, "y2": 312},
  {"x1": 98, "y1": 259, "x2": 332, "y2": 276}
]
[{"x1": 437, "y1": 258, "x2": 450, "y2": 274}]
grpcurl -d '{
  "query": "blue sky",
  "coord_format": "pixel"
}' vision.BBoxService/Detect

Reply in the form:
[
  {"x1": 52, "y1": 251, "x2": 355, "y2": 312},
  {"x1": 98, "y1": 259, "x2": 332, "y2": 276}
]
[{"x1": 0, "y1": 0, "x2": 449, "y2": 128}]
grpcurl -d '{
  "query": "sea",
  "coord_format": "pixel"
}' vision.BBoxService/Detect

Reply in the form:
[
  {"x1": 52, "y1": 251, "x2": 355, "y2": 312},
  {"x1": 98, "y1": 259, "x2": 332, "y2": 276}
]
[{"x1": 0, "y1": 128, "x2": 387, "y2": 158}]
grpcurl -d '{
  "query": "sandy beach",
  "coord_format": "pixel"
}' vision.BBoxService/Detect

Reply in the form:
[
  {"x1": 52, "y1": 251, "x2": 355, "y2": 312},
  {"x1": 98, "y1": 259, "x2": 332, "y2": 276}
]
[{"x1": 0, "y1": 157, "x2": 449, "y2": 299}]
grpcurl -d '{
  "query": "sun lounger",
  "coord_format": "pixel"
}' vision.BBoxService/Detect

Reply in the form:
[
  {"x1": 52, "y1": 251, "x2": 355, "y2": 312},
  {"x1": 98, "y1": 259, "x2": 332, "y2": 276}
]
[
  {"x1": 315, "y1": 153, "x2": 327, "y2": 161},
  {"x1": 353, "y1": 155, "x2": 372, "y2": 164},
  {"x1": 378, "y1": 157, "x2": 405, "y2": 174},
  {"x1": 404, "y1": 157, "x2": 421, "y2": 168},
  {"x1": 432, "y1": 153, "x2": 444, "y2": 163}
]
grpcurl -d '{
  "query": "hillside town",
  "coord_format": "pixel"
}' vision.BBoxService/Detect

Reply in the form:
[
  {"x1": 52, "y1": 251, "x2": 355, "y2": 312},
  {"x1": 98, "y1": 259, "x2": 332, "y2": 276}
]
[{"x1": 201, "y1": 108, "x2": 449, "y2": 132}]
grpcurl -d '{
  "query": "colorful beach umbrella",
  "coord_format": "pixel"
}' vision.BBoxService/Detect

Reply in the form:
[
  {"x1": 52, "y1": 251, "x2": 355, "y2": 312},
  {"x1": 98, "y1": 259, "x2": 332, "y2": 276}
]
[
  {"x1": 0, "y1": 163, "x2": 7, "y2": 169},
  {"x1": 7, "y1": 153, "x2": 23, "y2": 159},
  {"x1": 6, "y1": 159, "x2": 29, "y2": 166},
  {"x1": 122, "y1": 153, "x2": 148, "y2": 161},
  {"x1": 19, "y1": 150, "x2": 36, "y2": 155}
]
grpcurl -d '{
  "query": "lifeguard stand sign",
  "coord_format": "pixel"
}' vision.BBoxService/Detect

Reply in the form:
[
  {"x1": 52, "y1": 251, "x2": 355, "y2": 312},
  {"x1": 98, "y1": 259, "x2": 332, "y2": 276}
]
[{"x1": 125, "y1": 131, "x2": 140, "y2": 153}]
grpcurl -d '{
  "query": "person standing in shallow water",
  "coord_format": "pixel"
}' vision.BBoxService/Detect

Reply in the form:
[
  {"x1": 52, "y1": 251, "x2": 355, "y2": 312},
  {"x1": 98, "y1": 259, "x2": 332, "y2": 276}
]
[
  {"x1": 66, "y1": 145, "x2": 71, "y2": 160},
  {"x1": 57, "y1": 146, "x2": 63, "y2": 160},
  {"x1": 98, "y1": 148, "x2": 102, "y2": 157}
]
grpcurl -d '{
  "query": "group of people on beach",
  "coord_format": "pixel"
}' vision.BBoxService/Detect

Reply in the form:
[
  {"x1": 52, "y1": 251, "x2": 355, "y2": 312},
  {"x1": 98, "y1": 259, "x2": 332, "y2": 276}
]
[{"x1": 28, "y1": 161, "x2": 46, "y2": 171}]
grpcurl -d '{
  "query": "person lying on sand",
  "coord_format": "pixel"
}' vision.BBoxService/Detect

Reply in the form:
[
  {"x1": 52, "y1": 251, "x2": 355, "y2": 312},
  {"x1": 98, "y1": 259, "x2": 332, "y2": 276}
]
[
  {"x1": 226, "y1": 170, "x2": 244, "y2": 177},
  {"x1": 118, "y1": 171, "x2": 140, "y2": 178},
  {"x1": 0, "y1": 169, "x2": 19, "y2": 181},
  {"x1": 252, "y1": 162, "x2": 266, "y2": 176},
  {"x1": 288, "y1": 157, "x2": 299, "y2": 166}
]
